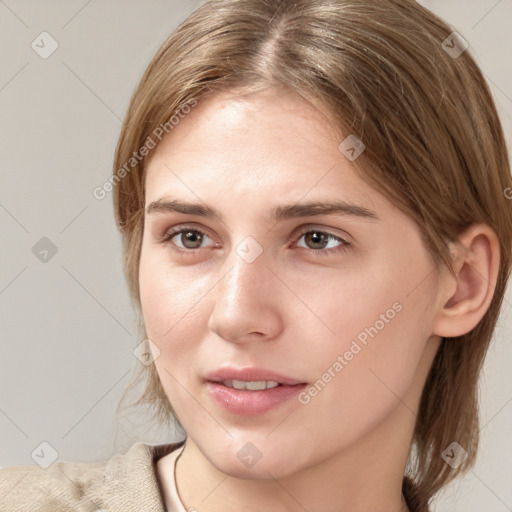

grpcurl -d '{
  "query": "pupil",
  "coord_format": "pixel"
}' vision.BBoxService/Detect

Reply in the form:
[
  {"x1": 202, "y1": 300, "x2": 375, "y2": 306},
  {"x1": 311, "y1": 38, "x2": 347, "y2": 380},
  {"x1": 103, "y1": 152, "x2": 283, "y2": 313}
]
[
  {"x1": 184, "y1": 231, "x2": 202, "y2": 248},
  {"x1": 308, "y1": 231, "x2": 326, "y2": 249}
]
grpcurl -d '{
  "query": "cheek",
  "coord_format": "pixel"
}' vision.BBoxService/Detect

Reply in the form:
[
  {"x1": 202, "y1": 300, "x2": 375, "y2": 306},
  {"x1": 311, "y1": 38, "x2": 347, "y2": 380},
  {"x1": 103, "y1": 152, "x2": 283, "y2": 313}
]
[
  {"x1": 287, "y1": 261, "x2": 407, "y2": 359},
  {"x1": 296, "y1": 246, "x2": 436, "y2": 393},
  {"x1": 138, "y1": 245, "x2": 206, "y2": 359},
  {"x1": 139, "y1": 256, "x2": 207, "y2": 416}
]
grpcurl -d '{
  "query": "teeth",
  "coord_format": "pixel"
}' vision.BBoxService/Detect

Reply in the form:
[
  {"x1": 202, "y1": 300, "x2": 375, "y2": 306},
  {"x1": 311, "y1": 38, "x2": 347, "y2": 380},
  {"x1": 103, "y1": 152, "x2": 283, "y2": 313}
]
[{"x1": 221, "y1": 379, "x2": 280, "y2": 390}]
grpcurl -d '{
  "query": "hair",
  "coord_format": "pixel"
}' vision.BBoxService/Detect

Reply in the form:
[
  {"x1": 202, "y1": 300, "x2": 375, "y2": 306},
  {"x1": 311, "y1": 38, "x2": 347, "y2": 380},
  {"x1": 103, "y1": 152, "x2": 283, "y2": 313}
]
[{"x1": 111, "y1": 0, "x2": 512, "y2": 509}]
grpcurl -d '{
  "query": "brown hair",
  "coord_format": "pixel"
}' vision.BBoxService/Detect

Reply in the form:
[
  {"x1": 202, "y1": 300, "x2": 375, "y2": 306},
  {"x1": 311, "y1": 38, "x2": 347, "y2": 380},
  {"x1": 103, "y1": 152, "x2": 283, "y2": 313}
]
[{"x1": 112, "y1": 0, "x2": 512, "y2": 509}]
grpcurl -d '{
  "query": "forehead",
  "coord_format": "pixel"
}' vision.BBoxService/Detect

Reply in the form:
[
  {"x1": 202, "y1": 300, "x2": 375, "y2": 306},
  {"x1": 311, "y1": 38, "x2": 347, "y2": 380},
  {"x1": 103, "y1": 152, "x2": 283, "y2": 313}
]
[
  {"x1": 143, "y1": 87, "x2": 388, "y2": 217},
  {"x1": 148, "y1": 86, "x2": 340, "y2": 166}
]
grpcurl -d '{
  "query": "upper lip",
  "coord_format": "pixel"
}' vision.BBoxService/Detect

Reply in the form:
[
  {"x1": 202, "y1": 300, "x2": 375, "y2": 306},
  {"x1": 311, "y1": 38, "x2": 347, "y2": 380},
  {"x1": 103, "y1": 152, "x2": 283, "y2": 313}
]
[{"x1": 205, "y1": 367, "x2": 306, "y2": 386}]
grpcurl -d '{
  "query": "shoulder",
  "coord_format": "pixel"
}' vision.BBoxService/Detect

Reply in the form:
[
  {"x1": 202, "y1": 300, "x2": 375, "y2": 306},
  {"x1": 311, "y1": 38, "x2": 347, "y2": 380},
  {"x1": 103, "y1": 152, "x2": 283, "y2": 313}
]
[
  {"x1": 0, "y1": 456, "x2": 106, "y2": 512},
  {"x1": 0, "y1": 441, "x2": 184, "y2": 512}
]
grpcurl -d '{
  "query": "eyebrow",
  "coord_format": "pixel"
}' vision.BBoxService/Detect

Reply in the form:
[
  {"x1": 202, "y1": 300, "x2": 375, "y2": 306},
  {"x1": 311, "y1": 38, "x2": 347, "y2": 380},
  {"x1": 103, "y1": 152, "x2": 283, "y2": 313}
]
[{"x1": 146, "y1": 197, "x2": 379, "y2": 223}]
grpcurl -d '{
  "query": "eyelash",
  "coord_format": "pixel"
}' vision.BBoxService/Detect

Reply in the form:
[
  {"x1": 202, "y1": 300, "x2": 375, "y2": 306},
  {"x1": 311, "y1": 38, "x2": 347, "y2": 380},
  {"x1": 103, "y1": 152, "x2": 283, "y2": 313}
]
[{"x1": 157, "y1": 225, "x2": 350, "y2": 258}]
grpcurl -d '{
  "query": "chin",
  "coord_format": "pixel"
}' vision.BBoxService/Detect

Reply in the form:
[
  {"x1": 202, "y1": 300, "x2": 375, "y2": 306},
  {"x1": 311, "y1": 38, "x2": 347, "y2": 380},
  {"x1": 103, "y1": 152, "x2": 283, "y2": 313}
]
[
  {"x1": 214, "y1": 452, "x2": 292, "y2": 480},
  {"x1": 196, "y1": 435, "x2": 304, "y2": 480}
]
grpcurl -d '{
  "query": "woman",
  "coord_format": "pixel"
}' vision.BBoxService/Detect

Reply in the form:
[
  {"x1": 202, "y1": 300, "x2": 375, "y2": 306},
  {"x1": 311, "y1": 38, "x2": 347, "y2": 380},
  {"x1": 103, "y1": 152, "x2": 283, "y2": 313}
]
[{"x1": 1, "y1": 0, "x2": 510, "y2": 511}]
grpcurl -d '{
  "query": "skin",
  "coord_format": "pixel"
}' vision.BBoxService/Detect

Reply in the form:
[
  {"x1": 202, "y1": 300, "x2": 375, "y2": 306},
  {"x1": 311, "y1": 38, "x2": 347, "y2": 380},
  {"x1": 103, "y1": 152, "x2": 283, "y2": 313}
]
[{"x1": 138, "y1": 85, "x2": 499, "y2": 512}]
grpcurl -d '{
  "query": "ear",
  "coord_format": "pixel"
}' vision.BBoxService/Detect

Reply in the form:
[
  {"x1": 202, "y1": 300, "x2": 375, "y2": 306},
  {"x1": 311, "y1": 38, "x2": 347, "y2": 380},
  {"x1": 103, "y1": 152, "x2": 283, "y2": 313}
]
[{"x1": 432, "y1": 223, "x2": 500, "y2": 338}]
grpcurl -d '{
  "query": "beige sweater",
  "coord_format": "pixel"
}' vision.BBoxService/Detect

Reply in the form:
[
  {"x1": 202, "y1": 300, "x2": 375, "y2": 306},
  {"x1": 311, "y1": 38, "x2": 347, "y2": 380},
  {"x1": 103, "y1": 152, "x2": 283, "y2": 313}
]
[{"x1": 0, "y1": 441, "x2": 185, "y2": 512}]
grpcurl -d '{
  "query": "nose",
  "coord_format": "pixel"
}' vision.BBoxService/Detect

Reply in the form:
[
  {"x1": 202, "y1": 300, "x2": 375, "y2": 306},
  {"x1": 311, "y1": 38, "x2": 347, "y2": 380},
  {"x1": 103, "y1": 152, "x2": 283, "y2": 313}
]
[{"x1": 207, "y1": 244, "x2": 284, "y2": 343}]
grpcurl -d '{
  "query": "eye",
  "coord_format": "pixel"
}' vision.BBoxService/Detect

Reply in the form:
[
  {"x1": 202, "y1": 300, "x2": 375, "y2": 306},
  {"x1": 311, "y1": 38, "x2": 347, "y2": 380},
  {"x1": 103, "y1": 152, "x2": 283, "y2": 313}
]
[
  {"x1": 159, "y1": 226, "x2": 217, "y2": 254},
  {"x1": 157, "y1": 225, "x2": 350, "y2": 257},
  {"x1": 294, "y1": 228, "x2": 349, "y2": 256}
]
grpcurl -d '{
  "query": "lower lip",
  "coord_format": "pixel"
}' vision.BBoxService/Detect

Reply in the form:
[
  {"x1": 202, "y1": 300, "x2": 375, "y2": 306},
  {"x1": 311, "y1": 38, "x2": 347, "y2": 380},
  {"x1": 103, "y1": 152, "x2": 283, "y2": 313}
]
[{"x1": 206, "y1": 382, "x2": 307, "y2": 416}]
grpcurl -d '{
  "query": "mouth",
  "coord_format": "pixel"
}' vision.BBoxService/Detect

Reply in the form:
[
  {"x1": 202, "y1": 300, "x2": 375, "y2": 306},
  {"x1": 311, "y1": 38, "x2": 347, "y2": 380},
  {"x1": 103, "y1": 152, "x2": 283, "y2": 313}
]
[
  {"x1": 204, "y1": 367, "x2": 308, "y2": 416},
  {"x1": 217, "y1": 379, "x2": 282, "y2": 390}
]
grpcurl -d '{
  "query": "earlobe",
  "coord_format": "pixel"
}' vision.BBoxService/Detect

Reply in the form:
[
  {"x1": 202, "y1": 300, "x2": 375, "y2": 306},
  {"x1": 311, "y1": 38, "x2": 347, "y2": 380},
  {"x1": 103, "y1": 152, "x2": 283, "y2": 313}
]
[{"x1": 433, "y1": 224, "x2": 500, "y2": 338}]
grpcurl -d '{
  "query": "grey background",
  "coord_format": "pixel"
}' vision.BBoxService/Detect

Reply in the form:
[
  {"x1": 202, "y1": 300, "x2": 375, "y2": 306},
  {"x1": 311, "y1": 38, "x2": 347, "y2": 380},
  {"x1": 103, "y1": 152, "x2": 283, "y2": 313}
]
[{"x1": 0, "y1": 1, "x2": 510, "y2": 510}]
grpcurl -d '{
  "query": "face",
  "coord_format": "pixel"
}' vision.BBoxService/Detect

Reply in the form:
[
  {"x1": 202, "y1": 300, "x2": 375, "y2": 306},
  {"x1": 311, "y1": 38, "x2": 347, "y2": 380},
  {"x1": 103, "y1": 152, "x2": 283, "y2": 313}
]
[{"x1": 139, "y1": 85, "x2": 443, "y2": 479}]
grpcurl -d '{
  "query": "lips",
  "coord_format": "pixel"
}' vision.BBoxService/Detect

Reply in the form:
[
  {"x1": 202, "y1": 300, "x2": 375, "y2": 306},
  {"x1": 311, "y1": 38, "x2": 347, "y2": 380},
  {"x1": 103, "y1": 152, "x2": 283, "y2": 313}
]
[{"x1": 204, "y1": 367, "x2": 308, "y2": 416}]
